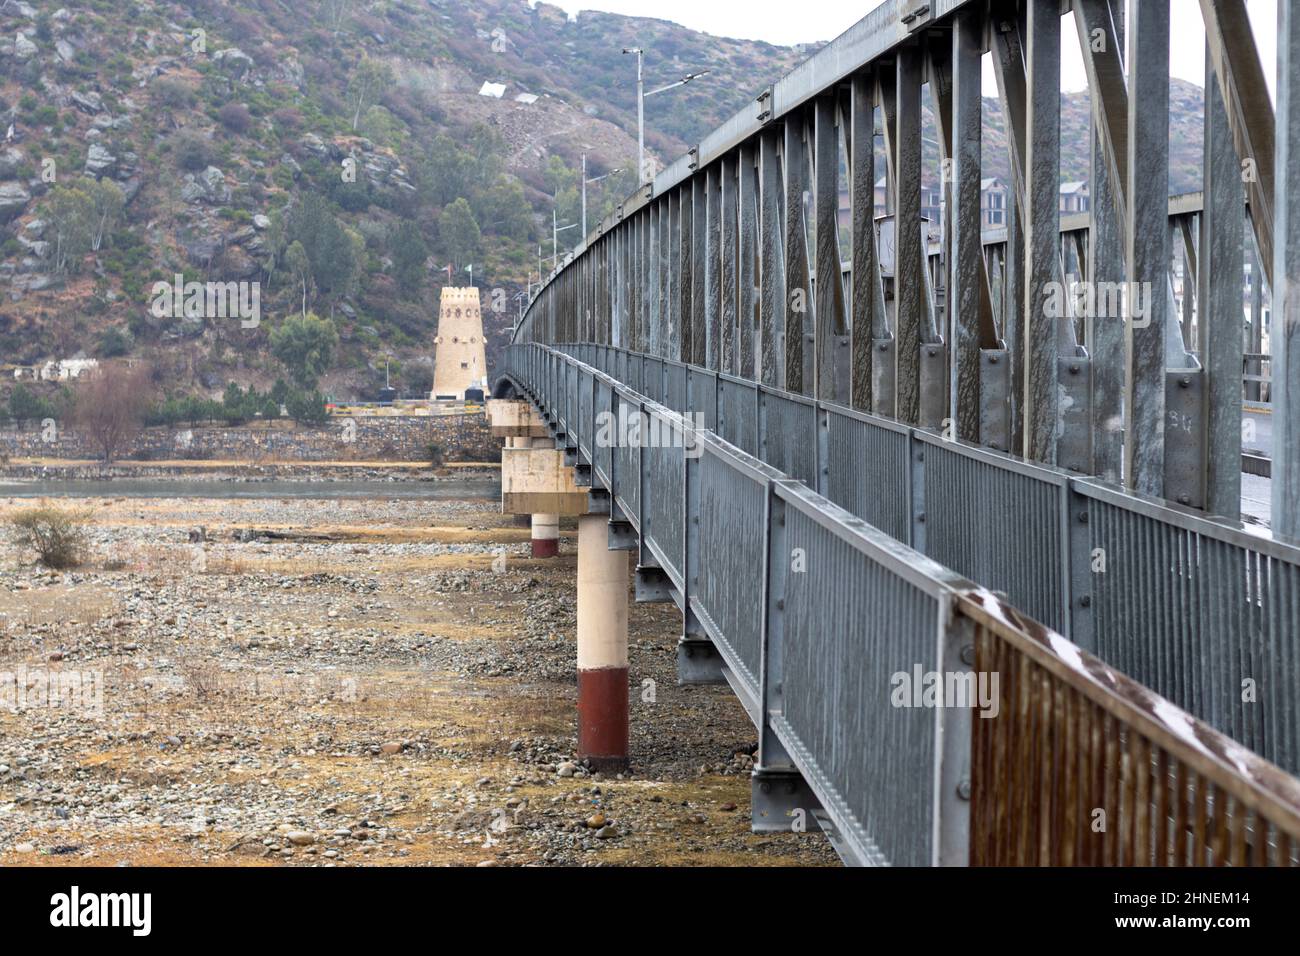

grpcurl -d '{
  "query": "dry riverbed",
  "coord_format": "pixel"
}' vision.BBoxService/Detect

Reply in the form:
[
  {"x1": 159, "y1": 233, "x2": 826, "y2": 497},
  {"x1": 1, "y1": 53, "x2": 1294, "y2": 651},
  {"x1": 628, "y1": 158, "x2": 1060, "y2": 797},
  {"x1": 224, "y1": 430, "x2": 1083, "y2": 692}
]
[{"x1": 0, "y1": 492, "x2": 836, "y2": 867}]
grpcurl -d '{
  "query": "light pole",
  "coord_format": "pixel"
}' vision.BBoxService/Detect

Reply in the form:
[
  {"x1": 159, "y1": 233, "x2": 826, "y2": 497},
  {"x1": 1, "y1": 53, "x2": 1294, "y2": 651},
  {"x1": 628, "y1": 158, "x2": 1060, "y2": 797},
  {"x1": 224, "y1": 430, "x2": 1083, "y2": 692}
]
[
  {"x1": 553, "y1": 209, "x2": 578, "y2": 269},
  {"x1": 581, "y1": 154, "x2": 622, "y2": 237},
  {"x1": 622, "y1": 47, "x2": 709, "y2": 185}
]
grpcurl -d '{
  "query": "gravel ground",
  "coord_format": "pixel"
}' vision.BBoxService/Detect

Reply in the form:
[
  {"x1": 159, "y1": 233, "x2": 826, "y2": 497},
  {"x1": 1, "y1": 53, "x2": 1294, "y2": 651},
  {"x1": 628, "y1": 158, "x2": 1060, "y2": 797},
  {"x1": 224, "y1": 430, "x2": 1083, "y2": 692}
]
[{"x1": 0, "y1": 492, "x2": 837, "y2": 867}]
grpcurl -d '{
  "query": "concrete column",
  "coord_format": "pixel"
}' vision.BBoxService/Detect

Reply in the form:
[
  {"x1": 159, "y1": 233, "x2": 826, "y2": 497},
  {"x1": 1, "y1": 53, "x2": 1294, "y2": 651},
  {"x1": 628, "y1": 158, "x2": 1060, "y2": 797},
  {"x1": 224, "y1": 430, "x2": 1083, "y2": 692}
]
[
  {"x1": 531, "y1": 513, "x2": 560, "y2": 557},
  {"x1": 576, "y1": 513, "x2": 629, "y2": 771},
  {"x1": 505, "y1": 439, "x2": 528, "y2": 526}
]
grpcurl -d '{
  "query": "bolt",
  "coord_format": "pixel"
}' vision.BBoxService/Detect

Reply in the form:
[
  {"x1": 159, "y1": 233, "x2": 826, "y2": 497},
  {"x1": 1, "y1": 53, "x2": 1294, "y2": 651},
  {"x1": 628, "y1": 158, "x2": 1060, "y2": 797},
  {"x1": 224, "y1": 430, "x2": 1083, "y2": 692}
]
[
  {"x1": 760, "y1": 781, "x2": 772, "y2": 795},
  {"x1": 917, "y1": 513, "x2": 926, "y2": 523},
  {"x1": 1078, "y1": 511, "x2": 1088, "y2": 524},
  {"x1": 927, "y1": 347, "x2": 938, "y2": 357},
  {"x1": 776, "y1": 599, "x2": 785, "y2": 611},
  {"x1": 1178, "y1": 493, "x2": 1191, "y2": 505},
  {"x1": 957, "y1": 779, "x2": 972, "y2": 801},
  {"x1": 1069, "y1": 364, "x2": 1080, "y2": 374},
  {"x1": 1079, "y1": 595, "x2": 1092, "y2": 608},
  {"x1": 960, "y1": 644, "x2": 975, "y2": 666},
  {"x1": 988, "y1": 354, "x2": 999, "y2": 365},
  {"x1": 879, "y1": 343, "x2": 889, "y2": 352},
  {"x1": 1180, "y1": 377, "x2": 1191, "y2": 388}
]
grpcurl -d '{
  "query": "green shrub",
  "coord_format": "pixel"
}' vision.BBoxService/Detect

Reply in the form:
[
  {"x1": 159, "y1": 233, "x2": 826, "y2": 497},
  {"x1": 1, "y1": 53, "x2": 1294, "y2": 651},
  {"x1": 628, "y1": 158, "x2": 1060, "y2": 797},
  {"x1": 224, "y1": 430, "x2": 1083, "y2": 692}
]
[{"x1": 10, "y1": 505, "x2": 89, "y2": 569}]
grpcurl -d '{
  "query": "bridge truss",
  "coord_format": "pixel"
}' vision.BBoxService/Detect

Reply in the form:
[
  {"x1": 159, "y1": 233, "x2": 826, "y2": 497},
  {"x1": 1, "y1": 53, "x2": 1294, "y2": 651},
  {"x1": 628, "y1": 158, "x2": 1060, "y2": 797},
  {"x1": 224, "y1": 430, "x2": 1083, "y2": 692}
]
[{"x1": 502, "y1": 0, "x2": 1300, "y2": 865}]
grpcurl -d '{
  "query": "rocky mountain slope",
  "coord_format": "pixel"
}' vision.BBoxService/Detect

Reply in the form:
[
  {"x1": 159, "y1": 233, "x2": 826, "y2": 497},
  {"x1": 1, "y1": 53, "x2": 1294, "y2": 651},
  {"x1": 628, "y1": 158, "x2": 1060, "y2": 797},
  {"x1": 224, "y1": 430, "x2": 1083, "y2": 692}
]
[
  {"x1": 0, "y1": 1, "x2": 1208, "y2": 404},
  {"x1": 0, "y1": 0, "x2": 806, "y2": 402}
]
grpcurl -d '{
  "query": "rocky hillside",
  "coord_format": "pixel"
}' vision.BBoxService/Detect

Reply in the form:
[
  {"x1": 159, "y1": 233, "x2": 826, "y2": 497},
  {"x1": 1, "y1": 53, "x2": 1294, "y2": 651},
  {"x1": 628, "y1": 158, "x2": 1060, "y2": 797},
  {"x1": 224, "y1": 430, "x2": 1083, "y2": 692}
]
[
  {"x1": 0, "y1": 1, "x2": 1209, "y2": 405},
  {"x1": 0, "y1": 0, "x2": 806, "y2": 402}
]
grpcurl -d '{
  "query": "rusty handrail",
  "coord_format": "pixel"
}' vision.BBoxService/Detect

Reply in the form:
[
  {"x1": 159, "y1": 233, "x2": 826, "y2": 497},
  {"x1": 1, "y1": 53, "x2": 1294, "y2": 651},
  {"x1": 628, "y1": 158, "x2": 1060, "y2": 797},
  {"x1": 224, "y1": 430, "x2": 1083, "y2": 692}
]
[{"x1": 961, "y1": 589, "x2": 1300, "y2": 865}]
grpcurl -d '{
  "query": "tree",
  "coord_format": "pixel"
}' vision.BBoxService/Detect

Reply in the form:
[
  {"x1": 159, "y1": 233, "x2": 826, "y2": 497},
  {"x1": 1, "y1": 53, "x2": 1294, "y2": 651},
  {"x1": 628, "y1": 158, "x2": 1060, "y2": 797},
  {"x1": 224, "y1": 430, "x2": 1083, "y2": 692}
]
[
  {"x1": 70, "y1": 362, "x2": 153, "y2": 464},
  {"x1": 8, "y1": 383, "x2": 48, "y2": 428},
  {"x1": 401, "y1": 359, "x2": 435, "y2": 396},
  {"x1": 285, "y1": 193, "x2": 358, "y2": 302},
  {"x1": 348, "y1": 58, "x2": 393, "y2": 131},
  {"x1": 284, "y1": 240, "x2": 312, "y2": 316},
  {"x1": 391, "y1": 220, "x2": 429, "y2": 298},
  {"x1": 84, "y1": 179, "x2": 124, "y2": 252},
  {"x1": 320, "y1": 0, "x2": 353, "y2": 34},
  {"x1": 439, "y1": 198, "x2": 480, "y2": 269},
  {"x1": 465, "y1": 124, "x2": 506, "y2": 196},
  {"x1": 270, "y1": 312, "x2": 338, "y2": 390},
  {"x1": 44, "y1": 179, "x2": 125, "y2": 274},
  {"x1": 480, "y1": 178, "x2": 532, "y2": 240},
  {"x1": 423, "y1": 134, "x2": 473, "y2": 206},
  {"x1": 98, "y1": 326, "x2": 133, "y2": 358},
  {"x1": 171, "y1": 129, "x2": 215, "y2": 171},
  {"x1": 218, "y1": 102, "x2": 253, "y2": 134},
  {"x1": 286, "y1": 388, "x2": 329, "y2": 424}
]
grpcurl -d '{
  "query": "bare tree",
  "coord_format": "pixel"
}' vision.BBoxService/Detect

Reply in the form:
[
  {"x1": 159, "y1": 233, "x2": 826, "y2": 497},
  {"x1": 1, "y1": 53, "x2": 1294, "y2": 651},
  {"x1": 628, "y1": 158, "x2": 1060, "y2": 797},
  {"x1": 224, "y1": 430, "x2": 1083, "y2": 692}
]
[{"x1": 71, "y1": 362, "x2": 153, "y2": 465}]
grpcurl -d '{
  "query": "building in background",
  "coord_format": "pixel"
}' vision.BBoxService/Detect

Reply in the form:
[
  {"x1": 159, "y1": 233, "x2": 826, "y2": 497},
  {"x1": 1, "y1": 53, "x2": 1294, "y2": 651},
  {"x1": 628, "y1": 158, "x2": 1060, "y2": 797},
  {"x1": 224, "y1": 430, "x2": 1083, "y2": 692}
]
[{"x1": 431, "y1": 287, "x2": 487, "y2": 402}]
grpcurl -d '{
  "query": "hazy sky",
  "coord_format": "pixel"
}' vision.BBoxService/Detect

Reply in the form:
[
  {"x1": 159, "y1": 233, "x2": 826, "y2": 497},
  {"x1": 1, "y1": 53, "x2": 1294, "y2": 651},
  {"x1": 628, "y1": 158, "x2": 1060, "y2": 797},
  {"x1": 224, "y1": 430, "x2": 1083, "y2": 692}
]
[{"x1": 541, "y1": 0, "x2": 1278, "y2": 97}]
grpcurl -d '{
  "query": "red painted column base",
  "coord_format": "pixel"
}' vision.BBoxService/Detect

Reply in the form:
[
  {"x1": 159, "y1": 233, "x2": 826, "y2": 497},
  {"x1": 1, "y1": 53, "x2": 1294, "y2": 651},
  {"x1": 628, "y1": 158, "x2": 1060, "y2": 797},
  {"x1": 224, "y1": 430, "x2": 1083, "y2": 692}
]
[
  {"x1": 531, "y1": 537, "x2": 559, "y2": 558},
  {"x1": 577, "y1": 666, "x2": 629, "y2": 772}
]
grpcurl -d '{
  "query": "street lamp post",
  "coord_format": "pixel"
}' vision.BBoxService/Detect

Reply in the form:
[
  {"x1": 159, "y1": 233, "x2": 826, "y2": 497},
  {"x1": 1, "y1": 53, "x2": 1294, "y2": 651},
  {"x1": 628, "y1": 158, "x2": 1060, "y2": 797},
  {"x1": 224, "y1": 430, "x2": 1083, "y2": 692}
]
[
  {"x1": 622, "y1": 47, "x2": 644, "y2": 184},
  {"x1": 622, "y1": 48, "x2": 709, "y2": 185},
  {"x1": 581, "y1": 153, "x2": 623, "y2": 237},
  {"x1": 552, "y1": 209, "x2": 578, "y2": 269}
]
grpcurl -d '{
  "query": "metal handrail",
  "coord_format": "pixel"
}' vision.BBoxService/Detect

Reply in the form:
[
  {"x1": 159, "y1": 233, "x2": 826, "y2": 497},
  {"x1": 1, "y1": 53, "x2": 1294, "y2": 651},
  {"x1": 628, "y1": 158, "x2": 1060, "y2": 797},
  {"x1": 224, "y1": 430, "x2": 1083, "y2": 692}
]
[{"x1": 502, "y1": 342, "x2": 1300, "y2": 866}]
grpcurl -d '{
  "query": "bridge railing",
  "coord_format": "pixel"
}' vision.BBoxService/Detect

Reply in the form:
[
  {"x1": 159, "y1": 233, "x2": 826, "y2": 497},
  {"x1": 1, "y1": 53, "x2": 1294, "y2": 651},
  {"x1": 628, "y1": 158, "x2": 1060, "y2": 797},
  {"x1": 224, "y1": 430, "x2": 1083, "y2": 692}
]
[
  {"x1": 551, "y1": 342, "x2": 1300, "y2": 777},
  {"x1": 965, "y1": 592, "x2": 1300, "y2": 866},
  {"x1": 504, "y1": 342, "x2": 1300, "y2": 866}
]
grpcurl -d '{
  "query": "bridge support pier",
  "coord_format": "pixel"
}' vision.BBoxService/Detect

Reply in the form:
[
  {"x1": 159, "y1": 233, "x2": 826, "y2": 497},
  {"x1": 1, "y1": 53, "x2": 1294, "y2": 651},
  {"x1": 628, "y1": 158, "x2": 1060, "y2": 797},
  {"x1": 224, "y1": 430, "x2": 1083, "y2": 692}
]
[
  {"x1": 577, "y1": 513, "x2": 629, "y2": 772},
  {"x1": 530, "y1": 513, "x2": 559, "y2": 557}
]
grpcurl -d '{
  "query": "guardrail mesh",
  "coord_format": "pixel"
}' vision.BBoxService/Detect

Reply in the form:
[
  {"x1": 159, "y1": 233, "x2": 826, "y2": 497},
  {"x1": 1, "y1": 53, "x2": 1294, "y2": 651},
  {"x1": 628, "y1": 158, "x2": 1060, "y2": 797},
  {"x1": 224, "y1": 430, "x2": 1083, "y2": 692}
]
[{"x1": 502, "y1": 343, "x2": 1300, "y2": 867}]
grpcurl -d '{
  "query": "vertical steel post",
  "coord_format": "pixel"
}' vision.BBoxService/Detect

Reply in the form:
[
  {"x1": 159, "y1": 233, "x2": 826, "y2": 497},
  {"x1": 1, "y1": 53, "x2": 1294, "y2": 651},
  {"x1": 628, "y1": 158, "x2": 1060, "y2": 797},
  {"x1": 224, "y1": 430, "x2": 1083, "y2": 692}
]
[
  {"x1": 705, "y1": 164, "x2": 722, "y2": 371},
  {"x1": 739, "y1": 145, "x2": 759, "y2": 380},
  {"x1": 721, "y1": 155, "x2": 739, "y2": 375},
  {"x1": 759, "y1": 129, "x2": 785, "y2": 388},
  {"x1": 950, "y1": 12, "x2": 983, "y2": 442},
  {"x1": 850, "y1": 74, "x2": 878, "y2": 413},
  {"x1": 1124, "y1": 0, "x2": 1170, "y2": 496},
  {"x1": 1274, "y1": 0, "x2": 1300, "y2": 539},
  {"x1": 1200, "y1": 46, "x2": 1244, "y2": 520},
  {"x1": 1024, "y1": 0, "x2": 1061, "y2": 465},
  {"x1": 895, "y1": 46, "x2": 924, "y2": 424},
  {"x1": 814, "y1": 94, "x2": 847, "y2": 404},
  {"x1": 784, "y1": 115, "x2": 812, "y2": 394}
]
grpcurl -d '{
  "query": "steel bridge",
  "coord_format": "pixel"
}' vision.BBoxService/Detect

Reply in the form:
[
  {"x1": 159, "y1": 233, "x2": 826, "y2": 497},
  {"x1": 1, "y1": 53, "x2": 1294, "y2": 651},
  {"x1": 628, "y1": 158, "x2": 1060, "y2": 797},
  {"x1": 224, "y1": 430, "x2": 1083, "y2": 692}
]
[{"x1": 494, "y1": 0, "x2": 1300, "y2": 865}]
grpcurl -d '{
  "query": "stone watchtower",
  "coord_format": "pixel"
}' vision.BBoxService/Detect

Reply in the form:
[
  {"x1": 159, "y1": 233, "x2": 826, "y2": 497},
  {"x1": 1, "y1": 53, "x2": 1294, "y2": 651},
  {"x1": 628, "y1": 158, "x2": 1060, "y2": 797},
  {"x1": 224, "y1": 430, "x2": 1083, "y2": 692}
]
[{"x1": 431, "y1": 286, "x2": 487, "y2": 400}]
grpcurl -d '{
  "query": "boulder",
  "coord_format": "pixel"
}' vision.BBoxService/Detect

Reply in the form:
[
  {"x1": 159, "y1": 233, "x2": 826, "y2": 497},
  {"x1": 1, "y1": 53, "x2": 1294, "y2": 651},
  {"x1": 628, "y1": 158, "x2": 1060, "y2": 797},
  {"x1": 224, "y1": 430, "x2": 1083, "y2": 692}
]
[
  {"x1": 69, "y1": 90, "x2": 104, "y2": 114},
  {"x1": 14, "y1": 33, "x2": 37, "y2": 60},
  {"x1": 85, "y1": 143, "x2": 116, "y2": 177},
  {"x1": 0, "y1": 182, "x2": 31, "y2": 224},
  {"x1": 0, "y1": 147, "x2": 25, "y2": 179}
]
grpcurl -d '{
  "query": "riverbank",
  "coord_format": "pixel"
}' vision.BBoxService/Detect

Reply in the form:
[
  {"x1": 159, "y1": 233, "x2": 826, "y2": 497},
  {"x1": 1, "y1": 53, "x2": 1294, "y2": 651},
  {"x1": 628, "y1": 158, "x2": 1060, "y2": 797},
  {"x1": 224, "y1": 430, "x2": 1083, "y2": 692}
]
[
  {"x1": 0, "y1": 459, "x2": 500, "y2": 483},
  {"x1": 0, "y1": 493, "x2": 836, "y2": 867}
]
